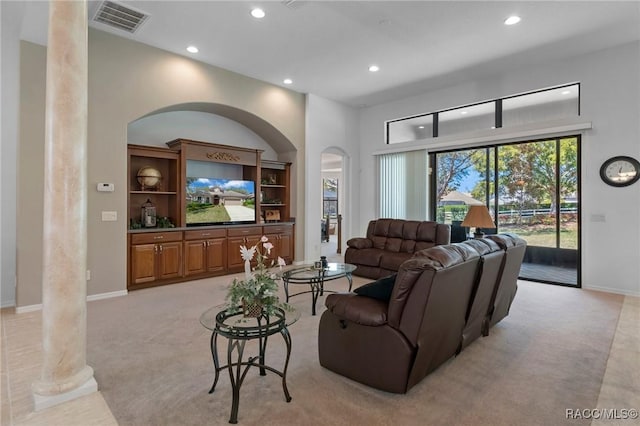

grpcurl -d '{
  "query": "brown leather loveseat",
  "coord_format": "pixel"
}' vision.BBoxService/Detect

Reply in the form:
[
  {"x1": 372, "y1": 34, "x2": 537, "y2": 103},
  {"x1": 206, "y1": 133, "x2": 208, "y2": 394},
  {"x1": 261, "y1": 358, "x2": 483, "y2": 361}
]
[
  {"x1": 318, "y1": 234, "x2": 526, "y2": 394},
  {"x1": 344, "y1": 218, "x2": 451, "y2": 279}
]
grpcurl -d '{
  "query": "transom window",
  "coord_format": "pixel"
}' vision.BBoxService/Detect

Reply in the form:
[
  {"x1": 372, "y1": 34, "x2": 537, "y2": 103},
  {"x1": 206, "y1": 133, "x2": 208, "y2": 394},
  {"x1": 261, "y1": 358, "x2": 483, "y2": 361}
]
[{"x1": 386, "y1": 83, "x2": 580, "y2": 144}]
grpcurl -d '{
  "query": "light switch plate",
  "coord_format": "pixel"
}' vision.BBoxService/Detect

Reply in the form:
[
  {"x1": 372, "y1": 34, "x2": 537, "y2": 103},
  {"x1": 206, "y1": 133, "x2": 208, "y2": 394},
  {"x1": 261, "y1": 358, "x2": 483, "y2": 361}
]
[
  {"x1": 97, "y1": 183, "x2": 115, "y2": 192},
  {"x1": 101, "y1": 211, "x2": 117, "y2": 221}
]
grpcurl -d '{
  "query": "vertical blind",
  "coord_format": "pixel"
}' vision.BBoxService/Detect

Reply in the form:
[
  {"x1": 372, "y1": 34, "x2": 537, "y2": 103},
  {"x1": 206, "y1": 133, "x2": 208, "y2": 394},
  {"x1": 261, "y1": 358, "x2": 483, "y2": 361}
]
[{"x1": 377, "y1": 150, "x2": 428, "y2": 220}]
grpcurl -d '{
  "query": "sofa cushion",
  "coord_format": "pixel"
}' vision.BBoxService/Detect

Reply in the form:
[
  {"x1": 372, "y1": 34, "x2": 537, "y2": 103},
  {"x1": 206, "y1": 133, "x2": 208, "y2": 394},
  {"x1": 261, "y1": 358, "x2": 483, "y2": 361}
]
[
  {"x1": 346, "y1": 248, "x2": 384, "y2": 267},
  {"x1": 354, "y1": 274, "x2": 397, "y2": 301},
  {"x1": 347, "y1": 237, "x2": 373, "y2": 249}
]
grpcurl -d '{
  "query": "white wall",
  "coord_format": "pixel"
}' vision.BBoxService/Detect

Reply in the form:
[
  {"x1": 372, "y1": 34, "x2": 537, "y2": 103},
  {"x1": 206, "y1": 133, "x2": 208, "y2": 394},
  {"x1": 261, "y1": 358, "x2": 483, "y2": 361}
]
[
  {"x1": 305, "y1": 94, "x2": 359, "y2": 260},
  {"x1": 359, "y1": 41, "x2": 640, "y2": 296},
  {"x1": 15, "y1": 29, "x2": 306, "y2": 307},
  {"x1": 128, "y1": 111, "x2": 279, "y2": 160},
  {"x1": 0, "y1": 1, "x2": 23, "y2": 307}
]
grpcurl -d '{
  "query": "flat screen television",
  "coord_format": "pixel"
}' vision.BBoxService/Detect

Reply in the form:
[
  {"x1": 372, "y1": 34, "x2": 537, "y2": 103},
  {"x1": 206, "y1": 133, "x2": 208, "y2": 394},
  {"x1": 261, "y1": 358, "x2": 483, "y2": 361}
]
[{"x1": 186, "y1": 177, "x2": 256, "y2": 226}]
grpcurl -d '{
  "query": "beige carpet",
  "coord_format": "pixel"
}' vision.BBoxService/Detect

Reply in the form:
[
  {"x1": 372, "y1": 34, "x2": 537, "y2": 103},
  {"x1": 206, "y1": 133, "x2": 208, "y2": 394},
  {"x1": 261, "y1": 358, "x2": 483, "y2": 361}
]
[{"x1": 86, "y1": 275, "x2": 623, "y2": 426}]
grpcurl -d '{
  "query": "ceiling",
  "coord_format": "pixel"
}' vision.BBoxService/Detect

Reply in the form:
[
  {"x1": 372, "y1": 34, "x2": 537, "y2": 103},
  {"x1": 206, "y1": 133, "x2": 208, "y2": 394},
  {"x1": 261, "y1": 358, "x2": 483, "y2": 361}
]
[{"x1": 14, "y1": 1, "x2": 640, "y2": 107}]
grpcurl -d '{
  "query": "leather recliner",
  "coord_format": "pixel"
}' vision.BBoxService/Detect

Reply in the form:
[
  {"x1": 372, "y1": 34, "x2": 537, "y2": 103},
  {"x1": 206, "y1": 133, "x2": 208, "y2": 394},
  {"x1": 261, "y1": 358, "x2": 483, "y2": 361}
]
[
  {"x1": 458, "y1": 238, "x2": 505, "y2": 350},
  {"x1": 319, "y1": 243, "x2": 480, "y2": 393},
  {"x1": 485, "y1": 234, "x2": 527, "y2": 327}
]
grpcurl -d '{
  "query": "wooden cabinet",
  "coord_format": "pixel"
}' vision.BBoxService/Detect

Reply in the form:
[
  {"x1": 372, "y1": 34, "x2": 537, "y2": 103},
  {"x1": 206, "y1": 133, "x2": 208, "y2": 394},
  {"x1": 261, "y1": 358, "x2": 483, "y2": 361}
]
[
  {"x1": 264, "y1": 224, "x2": 294, "y2": 264},
  {"x1": 127, "y1": 140, "x2": 295, "y2": 290},
  {"x1": 260, "y1": 160, "x2": 291, "y2": 223},
  {"x1": 184, "y1": 229, "x2": 227, "y2": 276},
  {"x1": 227, "y1": 226, "x2": 264, "y2": 272},
  {"x1": 130, "y1": 232, "x2": 183, "y2": 288}
]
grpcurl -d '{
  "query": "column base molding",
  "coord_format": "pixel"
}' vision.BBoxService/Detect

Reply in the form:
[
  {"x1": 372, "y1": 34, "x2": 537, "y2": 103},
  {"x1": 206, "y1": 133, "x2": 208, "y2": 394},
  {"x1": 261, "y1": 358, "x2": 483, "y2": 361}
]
[{"x1": 33, "y1": 367, "x2": 97, "y2": 411}]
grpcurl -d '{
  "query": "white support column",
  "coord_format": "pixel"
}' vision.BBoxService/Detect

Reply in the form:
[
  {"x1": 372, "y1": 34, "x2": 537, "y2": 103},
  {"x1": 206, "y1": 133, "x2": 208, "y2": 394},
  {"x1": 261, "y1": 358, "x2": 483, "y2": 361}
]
[{"x1": 32, "y1": 0, "x2": 97, "y2": 411}]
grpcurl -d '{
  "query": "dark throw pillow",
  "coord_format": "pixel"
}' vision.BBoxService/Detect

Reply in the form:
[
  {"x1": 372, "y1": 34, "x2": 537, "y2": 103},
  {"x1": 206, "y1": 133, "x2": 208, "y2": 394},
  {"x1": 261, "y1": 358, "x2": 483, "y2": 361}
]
[{"x1": 354, "y1": 273, "x2": 397, "y2": 302}]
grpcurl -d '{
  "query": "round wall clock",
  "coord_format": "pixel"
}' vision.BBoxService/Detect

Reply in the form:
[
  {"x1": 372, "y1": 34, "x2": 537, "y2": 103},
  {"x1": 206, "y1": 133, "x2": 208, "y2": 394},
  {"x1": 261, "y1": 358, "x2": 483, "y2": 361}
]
[{"x1": 599, "y1": 156, "x2": 640, "y2": 187}]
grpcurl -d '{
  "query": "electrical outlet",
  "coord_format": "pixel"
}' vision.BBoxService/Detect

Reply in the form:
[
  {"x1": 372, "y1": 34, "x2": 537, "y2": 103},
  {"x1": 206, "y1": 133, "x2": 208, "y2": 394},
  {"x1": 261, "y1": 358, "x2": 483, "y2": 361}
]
[{"x1": 86, "y1": 270, "x2": 91, "y2": 281}]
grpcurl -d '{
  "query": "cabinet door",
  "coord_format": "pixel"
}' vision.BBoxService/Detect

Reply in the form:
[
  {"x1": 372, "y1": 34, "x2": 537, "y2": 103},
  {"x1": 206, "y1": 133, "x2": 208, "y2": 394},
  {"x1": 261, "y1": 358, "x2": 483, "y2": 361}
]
[
  {"x1": 158, "y1": 241, "x2": 183, "y2": 280},
  {"x1": 264, "y1": 233, "x2": 281, "y2": 263},
  {"x1": 227, "y1": 236, "x2": 262, "y2": 271},
  {"x1": 278, "y1": 232, "x2": 293, "y2": 262},
  {"x1": 184, "y1": 240, "x2": 207, "y2": 276},
  {"x1": 227, "y1": 236, "x2": 247, "y2": 270},
  {"x1": 206, "y1": 238, "x2": 227, "y2": 273},
  {"x1": 131, "y1": 243, "x2": 157, "y2": 284}
]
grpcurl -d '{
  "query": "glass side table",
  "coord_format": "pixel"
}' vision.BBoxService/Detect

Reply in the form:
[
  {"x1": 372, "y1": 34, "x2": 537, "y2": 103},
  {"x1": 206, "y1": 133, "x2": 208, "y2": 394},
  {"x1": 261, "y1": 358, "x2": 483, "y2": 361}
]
[
  {"x1": 281, "y1": 262, "x2": 356, "y2": 315},
  {"x1": 200, "y1": 305, "x2": 300, "y2": 424}
]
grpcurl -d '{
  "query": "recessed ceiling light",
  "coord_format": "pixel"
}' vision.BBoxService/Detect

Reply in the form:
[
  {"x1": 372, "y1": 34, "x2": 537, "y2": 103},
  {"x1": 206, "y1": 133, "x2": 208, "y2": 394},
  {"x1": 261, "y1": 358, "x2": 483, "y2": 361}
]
[
  {"x1": 186, "y1": 46, "x2": 198, "y2": 53},
  {"x1": 504, "y1": 16, "x2": 521, "y2": 26},
  {"x1": 460, "y1": 110, "x2": 468, "y2": 115},
  {"x1": 418, "y1": 126, "x2": 425, "y2": 129},
  {"x1": 283, "y1": 78, "x2": 293, "y2": 85},
  {"x1": 368, "y1": 65, "x2": 380, "y2": 72},
  {"x1": 561, "y1": 90, "x2": 571, "y2": 95},
  {"x1": 251, "y1": 8, "x2": 265, "y2": 19}
]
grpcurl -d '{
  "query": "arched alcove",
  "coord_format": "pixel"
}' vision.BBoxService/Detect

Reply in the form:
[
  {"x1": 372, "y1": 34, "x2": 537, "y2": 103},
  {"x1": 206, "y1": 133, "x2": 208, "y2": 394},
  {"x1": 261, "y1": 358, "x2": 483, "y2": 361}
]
[{"x1": 131, "y1": 102, "x2": 297, "y2": 155}]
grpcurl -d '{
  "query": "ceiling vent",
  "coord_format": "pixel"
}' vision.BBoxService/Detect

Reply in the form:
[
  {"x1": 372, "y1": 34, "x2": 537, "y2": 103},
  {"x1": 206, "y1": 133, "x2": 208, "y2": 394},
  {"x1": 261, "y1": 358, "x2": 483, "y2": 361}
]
[{"x1": 93, "y1": 1, "x2": 149, "y2": 33}]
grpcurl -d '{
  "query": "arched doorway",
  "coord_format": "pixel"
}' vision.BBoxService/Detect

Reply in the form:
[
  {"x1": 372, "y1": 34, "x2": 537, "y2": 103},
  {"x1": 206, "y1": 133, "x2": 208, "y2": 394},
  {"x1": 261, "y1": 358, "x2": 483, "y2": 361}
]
[{"x1": 320, "y1": 150, "x2": 347, "y2": 261}]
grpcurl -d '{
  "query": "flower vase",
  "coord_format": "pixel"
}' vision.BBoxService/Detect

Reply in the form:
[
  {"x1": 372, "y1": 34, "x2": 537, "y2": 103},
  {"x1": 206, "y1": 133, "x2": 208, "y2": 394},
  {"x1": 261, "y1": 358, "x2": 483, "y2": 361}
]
[{"x1": 242, "y1": 300, "x2": 263, "y2": 318}]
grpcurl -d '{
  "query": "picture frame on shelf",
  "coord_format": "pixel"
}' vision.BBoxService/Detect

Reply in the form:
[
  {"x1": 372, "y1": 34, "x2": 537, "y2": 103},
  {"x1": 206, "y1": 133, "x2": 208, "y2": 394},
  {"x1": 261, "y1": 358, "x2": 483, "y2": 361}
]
[{"x1": 265, "y1": 209, "x2": 280, "y2": 222}]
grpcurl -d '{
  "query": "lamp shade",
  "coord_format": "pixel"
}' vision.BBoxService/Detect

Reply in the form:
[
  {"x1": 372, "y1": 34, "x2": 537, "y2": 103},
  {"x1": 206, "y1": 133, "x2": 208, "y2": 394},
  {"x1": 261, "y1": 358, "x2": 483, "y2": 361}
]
[{"x1": 461, "y1": 205, "x2": 495, "y2": 229}]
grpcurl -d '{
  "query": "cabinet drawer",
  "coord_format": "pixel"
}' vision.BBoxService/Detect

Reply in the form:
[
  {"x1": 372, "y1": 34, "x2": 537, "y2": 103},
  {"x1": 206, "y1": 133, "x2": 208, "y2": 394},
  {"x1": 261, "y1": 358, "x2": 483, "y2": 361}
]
[
  {"x1": 131, "y1": 231, "x2": 182, "y2": 245},
  {"x1": 227, "y1": 226, "x2": 263, "y2": 237},
  {"x1": 184, "y1": 229, "x2": 226, "y2": 240},
  {"x1": 264, "y1": 224, "x2": 293, "y2": 234}
]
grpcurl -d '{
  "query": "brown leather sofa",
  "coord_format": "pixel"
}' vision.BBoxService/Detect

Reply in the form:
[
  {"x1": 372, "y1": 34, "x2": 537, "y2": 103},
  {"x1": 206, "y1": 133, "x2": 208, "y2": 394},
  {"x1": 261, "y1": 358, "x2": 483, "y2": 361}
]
[
  {"x1": 485, "y1": 234, "x2": 527, "y2": 327},
  {"x1": 318, "y1": 234, "x2": 526, "y2": 393},
  {"x1": 344, "y1": 218, "x2": 451, "y2": 279}
]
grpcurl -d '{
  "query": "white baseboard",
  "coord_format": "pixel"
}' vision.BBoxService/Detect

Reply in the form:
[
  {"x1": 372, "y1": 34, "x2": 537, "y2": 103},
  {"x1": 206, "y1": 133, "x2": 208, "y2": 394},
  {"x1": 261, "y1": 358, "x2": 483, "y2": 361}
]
[
  {"x1": 583, "y1": 285, "x2": 640, "y2": 298},
  {"x1": 15, "y1": 290, "x2": 128, "y2": 314},
  {"x1": 15, "y1": 304, "x2": 42, "y2": 314},
  {"x1": 87, "y1": 290, "x2": 128, "y2": 302}
]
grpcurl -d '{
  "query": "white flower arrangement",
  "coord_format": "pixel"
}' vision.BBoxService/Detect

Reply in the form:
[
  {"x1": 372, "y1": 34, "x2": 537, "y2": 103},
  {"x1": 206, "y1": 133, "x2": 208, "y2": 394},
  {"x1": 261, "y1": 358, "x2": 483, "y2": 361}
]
[{"x1": 225, "y1": 236, "x2": 291, "y2": 317}]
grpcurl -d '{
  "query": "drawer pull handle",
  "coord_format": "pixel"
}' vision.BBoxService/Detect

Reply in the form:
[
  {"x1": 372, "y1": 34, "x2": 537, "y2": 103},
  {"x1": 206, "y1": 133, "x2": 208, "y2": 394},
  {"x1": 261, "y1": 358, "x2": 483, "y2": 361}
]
[
  {"x1": 202, "y1": 233, "x2": 210, "y2": 236},
  {"x1": 154, "y1": 236, "x2": 164, "y2": 240}
]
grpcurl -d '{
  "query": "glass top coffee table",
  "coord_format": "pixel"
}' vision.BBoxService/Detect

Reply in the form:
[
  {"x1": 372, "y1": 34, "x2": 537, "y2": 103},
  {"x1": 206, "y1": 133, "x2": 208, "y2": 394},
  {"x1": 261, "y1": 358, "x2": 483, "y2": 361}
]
[
  {"x1": 200, "y1": 305, "x2": 300, "y2": 424},
  {"x1": 281, "y1": 262, "x2": 356, "y2": 315}
]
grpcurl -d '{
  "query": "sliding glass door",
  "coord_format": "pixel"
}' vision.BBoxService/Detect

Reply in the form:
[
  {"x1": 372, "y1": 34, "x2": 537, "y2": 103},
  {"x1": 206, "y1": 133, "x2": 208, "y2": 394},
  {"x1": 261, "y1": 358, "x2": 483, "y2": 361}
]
[{"x1": 431, "y1": 136, "x2": 580, "y2": 286}]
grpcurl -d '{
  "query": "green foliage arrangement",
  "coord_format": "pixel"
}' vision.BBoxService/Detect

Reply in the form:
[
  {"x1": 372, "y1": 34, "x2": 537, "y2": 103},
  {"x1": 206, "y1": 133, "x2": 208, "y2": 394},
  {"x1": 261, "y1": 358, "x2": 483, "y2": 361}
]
[{"x1": 225, "y1": 236, "x2": 290, "y2": 317}]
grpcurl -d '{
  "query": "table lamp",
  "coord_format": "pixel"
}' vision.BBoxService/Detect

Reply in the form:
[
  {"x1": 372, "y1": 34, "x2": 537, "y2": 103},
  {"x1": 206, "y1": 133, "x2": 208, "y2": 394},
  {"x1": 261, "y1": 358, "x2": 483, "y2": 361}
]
[{"x1": 461, "y1": 205, "x2": 495, "y2": 239}]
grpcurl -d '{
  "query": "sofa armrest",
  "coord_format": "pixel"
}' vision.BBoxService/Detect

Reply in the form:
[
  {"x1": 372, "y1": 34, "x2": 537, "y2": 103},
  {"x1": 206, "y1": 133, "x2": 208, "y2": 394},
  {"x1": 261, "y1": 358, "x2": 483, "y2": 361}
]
[
  {"x1": 325, "y1": 293, "x2": 388, "y2": 326},
  {"x1": 435, "y1": 223, "x2": 451, "y2": 245},
  {"x1": 347, "y1": 237, "x2": 373, "y2": 249}
]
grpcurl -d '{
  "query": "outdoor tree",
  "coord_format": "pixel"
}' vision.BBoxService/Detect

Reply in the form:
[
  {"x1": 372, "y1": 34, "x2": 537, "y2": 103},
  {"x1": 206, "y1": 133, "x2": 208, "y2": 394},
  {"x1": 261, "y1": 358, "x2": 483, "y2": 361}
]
[
  {"x1": 436, "y1": 151, "x2": 475, "y2": 201},
  {"x1": 466, "y1": 139, "x2": 577, "y2": 212}
]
